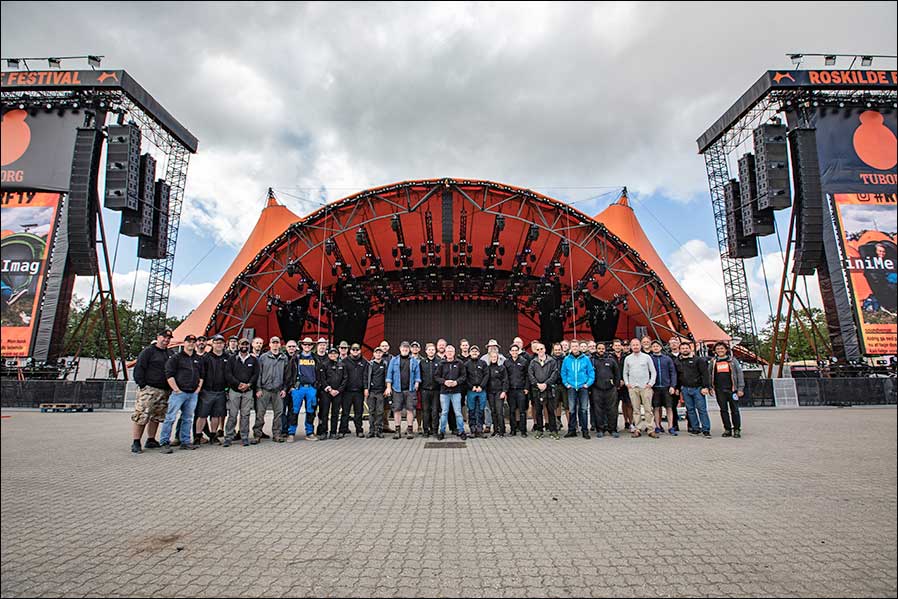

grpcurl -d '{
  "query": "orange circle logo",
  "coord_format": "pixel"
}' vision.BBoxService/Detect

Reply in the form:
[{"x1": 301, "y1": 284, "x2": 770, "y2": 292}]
[
  {"x1": 1, "y1": 110, "x2": 32, "y2": 166},
  {"x1": 852, "y1": 110, "x2": 897, "y2": 171}
]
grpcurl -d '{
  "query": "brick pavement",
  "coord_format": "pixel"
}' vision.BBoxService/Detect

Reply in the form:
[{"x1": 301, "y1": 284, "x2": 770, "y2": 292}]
[{"x1": 1, "y1": 407, "x2": 896, "y2": 598}]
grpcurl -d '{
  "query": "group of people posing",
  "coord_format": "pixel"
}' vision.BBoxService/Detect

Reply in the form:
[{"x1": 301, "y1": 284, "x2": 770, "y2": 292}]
[{"x1": 129, "y1": 330, "x2": 746, "y2": 453}]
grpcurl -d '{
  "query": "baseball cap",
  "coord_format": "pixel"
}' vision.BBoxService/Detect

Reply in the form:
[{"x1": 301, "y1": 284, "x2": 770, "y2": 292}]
[
  {"x1": 157, "y1": 329, "x2": 173, "y2": 338},
  {"x1": 470, "y1": 344, "x2": 480, "y2": 352},
  {"x1": 301, "y1": 337, "x2": 314, "y2": 344},
  {"x1": 184, "y1": 334, "x2": 197, "y2": 342},
  {"x1": 328, "y1": 346, "x2": 339, "y2": 355},
  {"x1": 400, "y1": 341, "x2": 410, "y2": 348},
  {"x1": 197, "y1": 335, "x2": 207, "y2": 342},
  {"x1": 228, "y1": 336, "x2": 239, "y2": 342},
  {"x1": 211, "y1": 334, "x2": 225, "y2": 341},
  {"x1": 373, "y1": 347, "x2": 383, "y2": 353},
  {"x1": 410, "y1": 341, "x2": 420, "y2": 348}
]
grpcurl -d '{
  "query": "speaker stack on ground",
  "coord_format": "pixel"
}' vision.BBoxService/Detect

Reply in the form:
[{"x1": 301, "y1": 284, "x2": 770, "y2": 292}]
[
  {"x1": 67, "y1": 127, "x2": 104, "y2": 276},
  {"x1": 788, "y1": 127, "x2": 825, "y2": 275}
]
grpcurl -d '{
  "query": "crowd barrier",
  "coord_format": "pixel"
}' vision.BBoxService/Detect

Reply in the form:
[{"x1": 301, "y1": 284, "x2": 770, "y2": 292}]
[{"x1": 0, "y1": 377, "x2": 894, "y2": 410}]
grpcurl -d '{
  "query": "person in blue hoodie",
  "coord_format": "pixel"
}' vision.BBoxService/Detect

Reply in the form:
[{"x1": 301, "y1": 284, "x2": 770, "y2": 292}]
[
  {"x1": 649, "y1": 340, "x2": 678, "y2": 435},
  {"x1": 386, "y1": 341, "x2": 421, "y2": 439},
  {"x1": 561, "y1": 340, "x2": 595, "y2": 439}
]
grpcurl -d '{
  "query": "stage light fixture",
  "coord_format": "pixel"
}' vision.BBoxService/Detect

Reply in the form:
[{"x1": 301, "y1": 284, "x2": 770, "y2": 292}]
[
  {"x1": 596, "y1": 260, "x2": 607, "y2": 277},
  {"x1": 789, "y1": 54, "x2": 802, "y2": 66},
  {"x1": 7, "y1": 58, "x2": 20, "y2": 68},
  {"x1": 48, "y1": 57, "x2": 61, "y2": 69},
  {"x1": 87, "y1": 55, "x2": 102, "y2": 68},
  {"x1": 44, "y1": 102, "x2": 53, "y2": 110},
  {"x1": 824, "y1": 55, "x2": 836, "y2": 66},
  {"x1": 860, "y1": 55, "x2": 873, "y2": 67},
  {"x1": 17, "y1": 103, "x2": 25, "y2": 110}
]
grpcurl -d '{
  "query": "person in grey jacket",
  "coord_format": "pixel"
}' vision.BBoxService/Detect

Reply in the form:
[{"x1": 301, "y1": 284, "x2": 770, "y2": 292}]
[
  {"x1": 253, "y1": 337, "x2": 288, "y2": 443},
  {"x1": 623, "y1": 338, "x2": 657, "y2": 438},
  {"x1": 708, "y1": 341, "x2": 745, "y2": 438}
]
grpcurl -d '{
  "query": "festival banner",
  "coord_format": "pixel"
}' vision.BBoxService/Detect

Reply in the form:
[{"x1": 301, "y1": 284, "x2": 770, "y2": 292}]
[
  {"x1": 1, "y1": 191, "x2": 62, "y2": 357},
  {"x1": 1, "y1": 108, "x2": 83, "y2": 191},
  {"x1": 832, "y1": 193, "x2": 897, "y2": 356}
]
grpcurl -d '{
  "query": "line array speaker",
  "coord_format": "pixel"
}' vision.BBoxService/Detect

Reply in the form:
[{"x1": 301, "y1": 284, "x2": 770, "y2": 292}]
[
  {"x1": 67, "y1": 127, "x2": 103, "y2": 276},
  {"x1": 724, "y1": 178, "x2": 758, "y2": 259},
  {"x1": 120, "y1": 153, "x2": 157, "y2": 237},
  {"x1": 738, "y1": 152, "x2": 775, "y2": 237},
  {"x1": 753, "y1": 123, "x2": 792, "y2": 211},
  {"x1": 788, "y1": 127, "x2": 825, "y2": 275},
  {"x1": 104, "y1": 123, "x2": 141, "y2": 211},
  {"x1": 138, "y1": 180, "x2": 170, "y2": 259}
]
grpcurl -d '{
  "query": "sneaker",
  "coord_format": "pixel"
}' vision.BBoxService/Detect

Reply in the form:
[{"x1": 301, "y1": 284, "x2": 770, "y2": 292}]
[
  {"x1": 242, "y1": 439, "x2": 250, "y2": 447},
  {"x1": 552, "y1": 432, "x2": 560, "y2": 440},
  {"x1": 171, "y1": 439, "x2": 181, "y2": 447},
  {"x1": 287, "y1": 435, "x2": 295, "y2": 443},
  {"x1": 535, "y1": 431, "x2": 543, "y2": 439},
  {"x1": 250, "y1": 438, "x2": 260, "y2": 445},
  {"x1": 647, "y1": 431, "x2": 658, "y2": 439},
  {"x1": 366, "y1": 432, "x2": 375, "y2": 438},
  {"x1": 631, "y1": 430, "x2": 642, "y2": 438},
  {"x1": 564, "y1": 431, "x2": 578, "y2": 438},
  {"x1": 722, "y1": 430, "x2": 733, "y2": 438},
  {"x1": 195, "y1": 435, "x2": 205, "y2": 445},
  {"x1": 144, "y1": 439, "x2": 161, "y2": 449},
  {"x1": 210, "y1": 434, "x2": 222, "y2": 445},
  {"x1": 521, "y1": 431, "x2": 528, "y2": 438},
  {"x1": 376, "y1": 432, "x2": 384, "y2": 439},
  {"x1": 669, "y1": 429, "x2": 678, "y2": 437},
  {"x1": 223, "y1": 438, "x2": 231, "y2": 447},
  {"x1": 582, "y1": 431, "x2": 590, "y2": 440},
  {"x1": 394, "y1": 431, "x2": 401, "y2": 440},
  {"x1": 611, "y1": 431, "x2": 620, "y2": 438},
  {"x1": 406, "y1": 430, "x2": 414, "y2": 439},
  {"x1": 161, "y1": 444, "x2": 173, "y2": 454},
  {"x1": 260, "y1": 432, "x2": 271, "y2": 439},
  {"x1": 702, "y1": 432, "x2": 711, "y2": 439},
  {"x1": 733, "y1": 429, "x2": 741, "y2": 438},
  {"x1": 356, "y1": 432, "x2": 365, "y2": 438},
  {"x1": 424, "y1": 432, "x2": 431, "y2": 438},
  {"x1": 654, "y1": 426, "x2": 663, "y2": 434},
  {"x1": 179, "y1": 443, "x2": 197, "y2": 450},
  {"x1": 437, "y1": 432, "x2": 445, "y2": 440},
  {"x1": 510, "y1": 431, "x2": 518, "y2": 436},
  {"x1": 596, "y1": 431, "x2": 604, "y2": 438},
  {"x1": 460, "y1": 432, "x2": 467, "y2": 440},
  {"x1": 689, "y1": 429, "x2": 700, "y2": 436},
  {"x1": 307, "y1": 434, "x2": 318, "y2": 441},
  {"x1": 131, "y1": 440, "x2": 143, "y2": 453}
]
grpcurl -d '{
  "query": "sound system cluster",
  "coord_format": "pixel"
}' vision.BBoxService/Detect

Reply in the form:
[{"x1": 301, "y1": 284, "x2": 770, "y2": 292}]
[
  {"x1": 100, "y1": 122, "x2": 171, "y2": 260},
  {"x1": 788, "y1": 128, "x2": 825, "y2": 275},
  {"x1": 722, "y1": 122, "x2": 810, "y2": 262}
]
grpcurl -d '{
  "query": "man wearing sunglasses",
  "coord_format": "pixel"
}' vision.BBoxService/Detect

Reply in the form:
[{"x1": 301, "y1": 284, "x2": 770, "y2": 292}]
[
  {"x1": 253, "y1": 337, "x2": 288, "y2": 443},
  {"x1": 224, "y1": 338, "x2": 259, "y2": 447},
  {"x1": 286, "y1": 337, "x2": 319, "y2": 442}
]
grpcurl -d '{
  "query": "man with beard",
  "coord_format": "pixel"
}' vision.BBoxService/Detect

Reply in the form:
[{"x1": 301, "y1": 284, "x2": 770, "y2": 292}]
[
  {"x1": 418, "y1": 343, "x2": 442, "y2": 438},
  {"x1": 341, "y1": 343, "x2": 368, "y2": 437},
  {"x1": 224, "y1": 338, "x2": 259, "y2": 447},
  {"x1": 131, "y1": 329, "x2": 174, "y2": 453},
  {"x1": 365, "y1": 346, "x2": 389, "y2": 438}
]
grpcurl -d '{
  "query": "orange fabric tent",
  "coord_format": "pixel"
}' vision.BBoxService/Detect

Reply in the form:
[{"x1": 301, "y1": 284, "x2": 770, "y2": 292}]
[
  {"x1": 172, "y1": 191, "x2": 300, "y2": 341},
  {"x1": 595, "y1": 193, "x2": 729, "y2": 342}
]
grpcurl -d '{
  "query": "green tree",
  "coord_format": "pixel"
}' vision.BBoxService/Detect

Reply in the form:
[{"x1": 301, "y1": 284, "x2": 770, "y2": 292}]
[
  {"x1": 756, "y1": 307, "x2": 830, "y2": 363},
  {"x1": 63, "y1": 298, "x2": 183, "y2": 360}
]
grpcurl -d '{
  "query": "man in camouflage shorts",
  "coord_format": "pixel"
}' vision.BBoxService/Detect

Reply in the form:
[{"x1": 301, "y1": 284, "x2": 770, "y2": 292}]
[{"x1": 131, "y1": 330, "x2": 174, "y2": 453}]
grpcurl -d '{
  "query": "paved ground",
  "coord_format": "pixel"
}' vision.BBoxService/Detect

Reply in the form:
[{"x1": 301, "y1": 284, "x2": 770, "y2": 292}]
[{"x1": 1, "y1": 407, "x2": 896, "y2": 598}]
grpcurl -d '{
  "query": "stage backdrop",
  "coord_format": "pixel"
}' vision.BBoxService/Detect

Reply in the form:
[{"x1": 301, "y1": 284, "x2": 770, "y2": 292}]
[
  {"x1": 794, "y1": 106, "x2": 897, "y2": 357},
  {"x1": 1, "y1": 108, "x2": 83, "y2": 192},
  {"x1": 1, "y1": 191, "x2": 62, "y2": 357},
  {"x1": 384, "y1": 300, "x2": 519, "y2": 352}
]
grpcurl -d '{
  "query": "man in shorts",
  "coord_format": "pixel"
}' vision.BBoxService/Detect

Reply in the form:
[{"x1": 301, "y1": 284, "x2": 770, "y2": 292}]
[
  {"x1": 195, "y1": 334, "x2": 229, "y2": 445},
  {"x1": 130, "y1": 329, "x2": 173, "y2": 453},
  {"x1": 386, "y1": 341, "x2": 420, "y2": 439}
]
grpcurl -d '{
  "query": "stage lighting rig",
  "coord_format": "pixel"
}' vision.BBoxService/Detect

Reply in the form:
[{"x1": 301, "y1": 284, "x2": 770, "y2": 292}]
[
  {"x1": 483, "y1": 213, "x2": 507, "y2": 271},
  {"x1": 390, "y1": 215, "x2": 414, "y2": 270}
]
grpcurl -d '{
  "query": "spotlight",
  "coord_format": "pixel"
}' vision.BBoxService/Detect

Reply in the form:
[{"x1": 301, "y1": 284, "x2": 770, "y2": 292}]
[
  {"x1": 48, "y1": 57, "x2": 61, "y2": 69},
  {"x1": 87, "y1": 55, "x2": 102, "y2": 68},
  {"x1": 824, "y1": 55, "x2": 836, "y2": 66},
  {"x1": 45, "y1": 102, "x2": 53, "y2": 110},
  {"x1": 596, "y1": 260, "x2": 607, "y2": 277},
  {"x1": 789, "y1": 54, "x2": 802, "y2": 66},
  {"x1": 6, "y1": 58, "x2": 20, "y2": 69},
  {"x1": 860, "y1": 56, "x2": 873, "y2": 67}
]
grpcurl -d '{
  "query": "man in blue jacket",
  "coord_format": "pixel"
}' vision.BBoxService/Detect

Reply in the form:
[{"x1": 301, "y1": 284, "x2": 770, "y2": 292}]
[
  {"x1": 650, "y1": 340, "x2": 678, "y2": 435},
  {"x1": 386, "y1": 341, "x2": 421, "y2": 439},
  {"x1": 561, "y1": 340, "x2": 595, "y2": 439}
]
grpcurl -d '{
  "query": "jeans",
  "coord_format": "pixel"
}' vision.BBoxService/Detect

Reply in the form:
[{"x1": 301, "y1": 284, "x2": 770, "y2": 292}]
[
  {"x1": 160, "y1": 391, "x2": 198, "y2": 446},
  {"x1": 289, "y1": 386, "x2": 317, "y2": 435},
  {"x1": 681, "y1": 386, "x2": 710, "y2": 433},
  {"x1": 439, "y1": 393, "x2": 464, "y2": 434},
  {"x1": 466, "y1": 390, "x2": 487, "y2": 432},
  {"x1": 567, "y1": 387, "x2": 590, "y2": 433}
]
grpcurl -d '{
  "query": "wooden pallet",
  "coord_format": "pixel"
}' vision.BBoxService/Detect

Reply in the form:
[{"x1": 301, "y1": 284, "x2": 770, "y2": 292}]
[{"x1": 39, "y1": 403, "x2": 95, "y2": 413}]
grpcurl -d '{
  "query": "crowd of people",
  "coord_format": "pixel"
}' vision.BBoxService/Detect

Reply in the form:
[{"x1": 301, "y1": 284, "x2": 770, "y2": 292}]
[{"x1": 129, "y1": 330, "x2": 745, "y2": 453}]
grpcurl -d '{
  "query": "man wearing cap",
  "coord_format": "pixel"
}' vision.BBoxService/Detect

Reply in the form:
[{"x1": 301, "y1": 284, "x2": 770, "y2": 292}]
[
  {"x1": 226, "y1": 336, "x2": 239, "y2": 357},
  {"x1": 320, "y1": 346, "x2": 347, "y2": 439},
  {"x1": 463, "y1": 345, "x2": 488, "y2": 437},
  {"x1": 195, "y1": 335, "x2": 229, "y2": 445},
  {"x1": 285, "y1": 337, "x2": 319, "y2": 442},
  {"x1": 224, "y1": 338, "x2": 259, "y2": 447},
  {"x1": 365, "y1": 346, "x2": 389, "y2": 438},
  {"x1": 387, "y1": 341, "x2": 421, "y2": 439},
  {"x1": 160, "y1": 334, "x2": 205, "y2": 452},
  {"x1": 418, "y1": 342, "x2": 441, "y2": 437},
  {"x1": 378, "y1": 340, "x2": 395, "y2": 433},
  {"x1": 130, "y1": 329, "x2": 174, "y2": 453},
  {"x1": 504, "y1": 344, "x2": 531, "y2": 436},
  {"x1": 341, "y1": 343, "x2": 368, "y2": 437},
  {"x1": 312, "y1": 337, "x2": 329, "y2": 435},
  {"x1": 253, "y1": 337, "x2": 288, "y2": 443},
  {"x1": 561, "y1": 340, "x2": 595, "y2": 439},
  {"x1": 280, "y1": 340, "x2": 299, "y2": 439},
  {"x1": 410, "y1": 341, "x2": 424, "y2": 432},
  {"x1": 195, "y1": 335, "x2": 208, "y2": 357}
]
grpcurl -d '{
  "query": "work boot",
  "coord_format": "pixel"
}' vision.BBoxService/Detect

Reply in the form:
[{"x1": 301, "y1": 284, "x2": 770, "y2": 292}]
[
  {"x1": 393, "y1": 430, "x2": 401, "y2": 440},
  {"x1": 406, "y1": 428, "x2": 414, "y2": 439},
  {"x1": 144, "y1": 438, "x2": 160, "y2": 449},
  {"x1": 223, "y1": 438, "x2": 232, "y2": 447},
  {"x1": 131, "y1": 440, "x2": 143, "y2": 454},
  {"x1": 582, "y1": 431, "x2": 591, "y2": 440},
  {"x1": 564, "y1": 431, "x2": 577, "y2": 438},
  {"x1": 733, "y1": 429, "x2": 742, "y2": 438},
  {"x1": 161, "y1": 444, "x2": 173, "y2": 454}
]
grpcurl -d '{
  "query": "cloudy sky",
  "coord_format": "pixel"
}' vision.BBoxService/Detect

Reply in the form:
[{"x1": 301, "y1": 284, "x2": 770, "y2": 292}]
[{"x1": 2, "y1": 1, "x2": 896, "y2": 325}]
